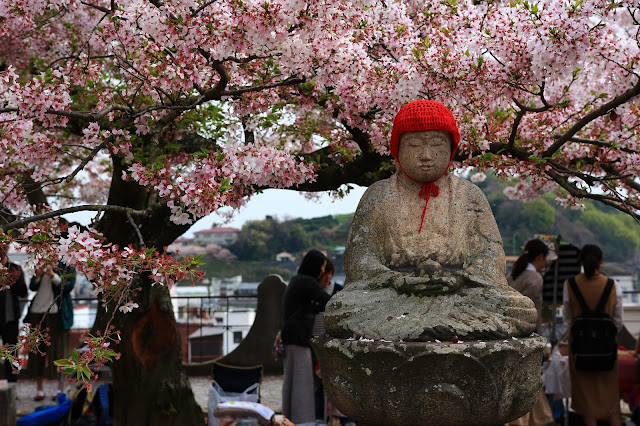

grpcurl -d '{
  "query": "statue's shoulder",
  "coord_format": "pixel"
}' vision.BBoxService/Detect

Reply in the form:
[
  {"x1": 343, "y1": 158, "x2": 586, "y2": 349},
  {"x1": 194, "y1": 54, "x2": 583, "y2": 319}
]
[
  {"x1": 361, "y1": 177, "x2": 393, "y2": 200},
  {"x1": 448, "y1": 175, "x2": 486, "y2": 198},
  {"x1": 352, "y1": 178, "x2": 393, "y2": 218}
]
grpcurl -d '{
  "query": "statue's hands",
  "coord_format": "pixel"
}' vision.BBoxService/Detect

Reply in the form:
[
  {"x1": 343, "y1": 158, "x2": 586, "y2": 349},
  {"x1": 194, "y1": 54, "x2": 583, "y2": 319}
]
[
  {"x1": 392, "y1": 270, "x2": 466, "y2": 297},
  {"x1": 416, "y1": 259, "x2": 442, "y2": 274}
]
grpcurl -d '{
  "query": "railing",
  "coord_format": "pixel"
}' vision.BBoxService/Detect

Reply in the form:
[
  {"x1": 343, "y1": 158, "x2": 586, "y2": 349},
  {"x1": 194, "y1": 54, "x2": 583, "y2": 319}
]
[{"x1": 68, "y1": 294, "x2": 259, "y2": 363}]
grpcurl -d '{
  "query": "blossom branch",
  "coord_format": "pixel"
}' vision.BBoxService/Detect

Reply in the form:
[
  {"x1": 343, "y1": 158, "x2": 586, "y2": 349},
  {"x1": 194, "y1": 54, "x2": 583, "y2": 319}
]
[
  {"x1": 1, "y1": 205, "x2": 149, "y2": 232},
  {"x1": 192, "y1": 0, "x2": 219, "y2": 17},
  {"x1": 543, "y1": 77, "x2": 640, "y2": 158},
  {"x1": 79, "y1": 0, "x2": 111, "y2": 14},
  {"x1": 564, "y1": 136, "x2": 640, "y2": 155},
  {"x1": 222, "y1": 76, "x2": 305, "y2": 97}
]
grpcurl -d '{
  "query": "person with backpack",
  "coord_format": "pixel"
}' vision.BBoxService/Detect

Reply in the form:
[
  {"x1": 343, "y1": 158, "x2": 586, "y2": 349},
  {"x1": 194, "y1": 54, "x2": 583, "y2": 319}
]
[{"x1": 563, "y1": 244, "x2": 623, "y2": 426}]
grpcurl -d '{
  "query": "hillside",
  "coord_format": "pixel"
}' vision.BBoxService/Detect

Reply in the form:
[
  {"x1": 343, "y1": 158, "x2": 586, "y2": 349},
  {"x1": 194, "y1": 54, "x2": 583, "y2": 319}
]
[{"x1": 475, "y1": 173, "x2": 640, "y2": 264}]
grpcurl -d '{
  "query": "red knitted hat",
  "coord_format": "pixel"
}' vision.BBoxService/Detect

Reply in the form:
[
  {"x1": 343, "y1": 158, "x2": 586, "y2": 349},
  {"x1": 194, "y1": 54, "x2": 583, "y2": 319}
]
[{"x1": 390, "y1": 100, "x2": 460, "y2": 160}]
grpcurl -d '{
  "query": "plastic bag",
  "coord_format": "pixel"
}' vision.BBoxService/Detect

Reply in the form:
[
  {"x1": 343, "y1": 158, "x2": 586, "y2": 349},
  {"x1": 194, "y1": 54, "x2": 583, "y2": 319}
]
[{"x1": 208, "y1": 380, "x2": 259, "y2": 426}]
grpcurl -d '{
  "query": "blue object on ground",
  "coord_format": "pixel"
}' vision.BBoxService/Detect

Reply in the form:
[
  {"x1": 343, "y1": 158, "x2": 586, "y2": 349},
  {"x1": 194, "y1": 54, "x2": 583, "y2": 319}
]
[{"x1": 17, "y1": 393, "x2": 71, "y2": 426}]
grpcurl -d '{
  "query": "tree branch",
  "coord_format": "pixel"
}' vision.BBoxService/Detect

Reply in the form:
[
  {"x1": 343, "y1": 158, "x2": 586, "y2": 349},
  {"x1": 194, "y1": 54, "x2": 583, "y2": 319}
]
[
  {"x1": 126, "y1": 211, "x2": 146, "y2": 247},
  {"x1": 1, "y1": 205, "x2": 149, "y2": 232},
  {"x1": 563, "y1": 136, "x2": 640, "y2": 155},
  {"x1": 192, "y1": 0, "x2": 218, "y2": 17},
  {"x1": 222, "y1": 76, "x2": 305, "y2": 97},
  {"x1": 543, "y1": 77, "x2": 640, "y2": 157},
  {"x1": 80, "y1": 0, "x2": 111, "y2": 14}
]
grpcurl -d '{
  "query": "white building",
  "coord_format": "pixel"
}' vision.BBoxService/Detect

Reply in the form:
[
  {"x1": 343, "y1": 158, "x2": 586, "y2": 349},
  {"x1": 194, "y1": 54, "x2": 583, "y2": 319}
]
[
  {"x1": 275, "y1": 251, "x2": 295, "y2": 262},
  {"x1": 192, "y1": 227, "x2": 240, "y2": 246},
  {"x1": 187, "y1": 310, "x2": 256, "y2": 362}
]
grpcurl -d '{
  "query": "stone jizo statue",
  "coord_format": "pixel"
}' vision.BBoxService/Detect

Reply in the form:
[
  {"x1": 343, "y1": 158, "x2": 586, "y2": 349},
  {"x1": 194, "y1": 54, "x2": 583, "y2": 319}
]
[
  {"x1": 313, "y1": 101, "x2": 545, "y2": 425},
  {"x1": 324, "y1": 100, "x2": 537, "y2": 342}
]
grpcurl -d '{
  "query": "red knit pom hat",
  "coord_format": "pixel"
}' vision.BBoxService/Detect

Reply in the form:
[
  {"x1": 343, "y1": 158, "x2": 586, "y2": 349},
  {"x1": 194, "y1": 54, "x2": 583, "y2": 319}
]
[{"x1": 390, "y1": 100, "x2": 460, "y2": 161}]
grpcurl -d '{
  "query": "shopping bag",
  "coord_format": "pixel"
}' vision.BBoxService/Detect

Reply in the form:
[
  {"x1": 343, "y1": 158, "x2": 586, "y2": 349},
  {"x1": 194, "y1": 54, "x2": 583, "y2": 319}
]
[{"x1": 207, "y1": 380, "x2": 259, "y2": 426}]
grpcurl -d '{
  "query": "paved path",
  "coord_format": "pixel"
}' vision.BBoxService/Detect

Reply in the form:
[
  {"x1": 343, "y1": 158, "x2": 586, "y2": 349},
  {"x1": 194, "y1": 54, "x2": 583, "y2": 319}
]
[{"x1": 14, "y1": 375, "x2": 283, "y2": 419}]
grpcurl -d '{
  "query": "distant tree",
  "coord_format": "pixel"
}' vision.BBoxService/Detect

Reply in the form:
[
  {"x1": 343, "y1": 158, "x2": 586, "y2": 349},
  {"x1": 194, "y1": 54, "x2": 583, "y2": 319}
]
[
  {"x1": 284, "y1": 223, "x2": 312, "y2": 254},
  {"x1": 521, "y1": 199, "x2": 555, "y2": 233},
  {"x1": 581, "y1": 208, "x2": 640, "y2": 262}
]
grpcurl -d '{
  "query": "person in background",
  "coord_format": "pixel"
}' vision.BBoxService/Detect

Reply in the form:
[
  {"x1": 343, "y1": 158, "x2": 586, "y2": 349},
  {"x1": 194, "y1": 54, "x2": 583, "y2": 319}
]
[
  {"x1": 507, "y1": 238, "x2": 550, "y2": 334},
  {"x1": 563, "y1": 244, "x2": 623, "y2": 426},
  {"x1": 507, "y1": 239, "x2": 553, "y2": 426},
  {"x1": 311, "y1": 258, "x2": 343, "y2": 338},
  {"x1": 28, "y1": 260, "x2": 76, "y2": 401},
  {"x1": 281, "y1": 250, "x2": 332, "y2": 424},
  {"x1": 0, "y1": 243, "x2": 27, "y2": 382}
]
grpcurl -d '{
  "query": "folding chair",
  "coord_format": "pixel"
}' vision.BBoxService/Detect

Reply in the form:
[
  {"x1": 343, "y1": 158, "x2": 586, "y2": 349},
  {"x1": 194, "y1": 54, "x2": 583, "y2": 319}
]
[{"x1": 212, "y1": 361, "x2": 264, "y2": 402}]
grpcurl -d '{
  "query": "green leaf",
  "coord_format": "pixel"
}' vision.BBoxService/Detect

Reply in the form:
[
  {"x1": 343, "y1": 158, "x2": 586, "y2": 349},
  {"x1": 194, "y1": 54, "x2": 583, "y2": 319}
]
[
  {"x1": 82, "y1": 366, "x2": 91, "y2": 379},
  {"x1": 72, "y1": 348, "x2": 79, "y2": 363},
  {"x1": 54, "y1": 359, "x2": 73, "y2": 367}
]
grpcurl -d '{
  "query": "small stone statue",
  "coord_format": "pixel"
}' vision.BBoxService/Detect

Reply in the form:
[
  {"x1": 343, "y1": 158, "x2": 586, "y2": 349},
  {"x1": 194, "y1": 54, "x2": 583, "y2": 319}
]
[
  {"x1": 324, "y1": 100, "x2": 537, "y2": 342},
  {"x1": 313, "y1": 101, "x2": 545, "y2": 426}
]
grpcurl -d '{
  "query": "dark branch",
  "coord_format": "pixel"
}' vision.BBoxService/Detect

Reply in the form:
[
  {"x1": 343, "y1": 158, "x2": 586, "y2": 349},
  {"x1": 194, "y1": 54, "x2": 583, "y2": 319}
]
[
  {"x1": 1, "y1": 205, "x2": 149, "y2": 232},
  {"x1": 563, "y1": 136, "x2": 640, "y2": 155},
  {"x1": 192, "y1": 0, "x2": 218, "y2": 17},
  {"x1": 543, "y1": 77, "x2": 640, "y2": 157},
  {"x1": 80, "y1": 0, "x2": 111, "y2": 13},
  {"x1": 222, "y1": 76, "x2": 305, "y2": 97}
]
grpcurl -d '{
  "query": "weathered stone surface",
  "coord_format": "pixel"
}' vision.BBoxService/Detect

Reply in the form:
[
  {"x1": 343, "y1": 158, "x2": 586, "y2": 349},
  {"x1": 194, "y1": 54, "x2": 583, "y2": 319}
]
[
  {"x1": 312, "y1": 335, "x2": 546, "y2": 426},
  {"x1": 325, "y1": 285, "x2": 539, "y2": 342}
]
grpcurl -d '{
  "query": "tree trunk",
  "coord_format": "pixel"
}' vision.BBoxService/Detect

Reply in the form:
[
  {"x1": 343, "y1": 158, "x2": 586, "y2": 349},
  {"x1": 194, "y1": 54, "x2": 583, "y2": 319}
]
[
  {"x1": 95, "y1": 157, "x2": 204, "y2": 425},
  {"x1": 110, "y1": 278, "x2": 204, "y2": 425}
]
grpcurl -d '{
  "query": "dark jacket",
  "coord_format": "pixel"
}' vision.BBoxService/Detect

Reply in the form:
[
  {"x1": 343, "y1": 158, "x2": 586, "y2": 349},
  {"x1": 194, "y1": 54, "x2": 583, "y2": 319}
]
[
  {"x1": 0, "y1": 260, "x2": 27, "y2": 329},
  {"x1": 29, "y1": 261, "x2": 76, "y2": 331},
  {"x1": 281, "y1": 274, "x2": 332, "y2": 347}
]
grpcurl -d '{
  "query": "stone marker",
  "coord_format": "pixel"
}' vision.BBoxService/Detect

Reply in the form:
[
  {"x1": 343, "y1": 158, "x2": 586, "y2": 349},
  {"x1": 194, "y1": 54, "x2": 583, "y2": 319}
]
[
  {"x1": 312, "y1": 100, "x2": 545, "y2": 426},
  {"x1": 0, "y1": 382, "x2": 16, "y2": 425},
  {"x1": 217, "y1": 274, "x2": 286, "y2": 374}
]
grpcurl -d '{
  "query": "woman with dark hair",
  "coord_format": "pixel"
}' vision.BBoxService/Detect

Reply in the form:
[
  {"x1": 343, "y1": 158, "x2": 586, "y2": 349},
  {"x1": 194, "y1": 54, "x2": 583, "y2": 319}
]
[
  {"x1": 281, "y1": 250, "x2": 332, "y2": 424},
  {"x1": 563, "y1": 244, "x2": 623, "y2": 426},
  {"x1": 507, "y1": 239, "x2": 553, "y2": 426},
  {"x1": 507, "y1": 239, "x2": 550, "y2": 334}
]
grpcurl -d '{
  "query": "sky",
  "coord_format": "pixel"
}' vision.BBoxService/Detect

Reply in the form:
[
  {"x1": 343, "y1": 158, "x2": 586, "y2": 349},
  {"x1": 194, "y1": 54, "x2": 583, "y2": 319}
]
[
  {"x1": 62, "y1": 185, "x2": 368, "y2": 238},
  {"x1": 183, "y1": 185, "x2": 367, "y2": 238}
]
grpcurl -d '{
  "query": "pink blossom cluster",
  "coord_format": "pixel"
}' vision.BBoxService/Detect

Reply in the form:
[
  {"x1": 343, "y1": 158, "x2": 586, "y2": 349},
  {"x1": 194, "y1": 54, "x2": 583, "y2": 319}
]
[
  {"x1": 128, "y1": 141, "x2": 316, "y2": 224},
  {"x1": 0, "y1": 0, "x2": 635, "y2": 212}
]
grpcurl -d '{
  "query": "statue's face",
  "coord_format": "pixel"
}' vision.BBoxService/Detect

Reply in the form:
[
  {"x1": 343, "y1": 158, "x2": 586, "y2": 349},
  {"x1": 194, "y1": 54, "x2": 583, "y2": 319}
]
[{"x1": 398, "y1": 130, "x2": 452, "y2": 182}]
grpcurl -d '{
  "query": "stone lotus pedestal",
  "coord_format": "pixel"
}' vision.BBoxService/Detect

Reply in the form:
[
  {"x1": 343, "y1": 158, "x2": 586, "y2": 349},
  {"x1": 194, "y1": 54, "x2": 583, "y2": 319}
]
[{"x1": 311, "y1": 335, "x2": 545, "y2": 426}]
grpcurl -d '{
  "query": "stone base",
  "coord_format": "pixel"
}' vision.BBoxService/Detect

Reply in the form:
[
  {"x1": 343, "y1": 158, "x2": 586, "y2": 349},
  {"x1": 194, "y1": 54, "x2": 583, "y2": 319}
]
[{"x1": 311, "y1": 335, "x2": 546, "y2": 426}]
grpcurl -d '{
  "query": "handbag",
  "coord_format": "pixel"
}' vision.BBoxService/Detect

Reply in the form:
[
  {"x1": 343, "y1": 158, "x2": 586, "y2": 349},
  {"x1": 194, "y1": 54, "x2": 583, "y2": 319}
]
[{"x1": 272, "y1": 330, "x2": 284, "y2": 361}]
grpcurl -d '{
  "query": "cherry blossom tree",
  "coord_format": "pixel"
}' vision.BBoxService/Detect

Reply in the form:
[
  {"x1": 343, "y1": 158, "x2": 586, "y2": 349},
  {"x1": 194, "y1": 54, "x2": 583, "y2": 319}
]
[{"x1": 1, "y1": 0, "x2": 638, "y2": 424}]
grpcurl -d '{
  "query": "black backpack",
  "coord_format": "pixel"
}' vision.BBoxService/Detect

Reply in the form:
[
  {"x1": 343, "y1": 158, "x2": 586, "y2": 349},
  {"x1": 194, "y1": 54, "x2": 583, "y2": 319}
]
[{"x1": 569, "y1": 277, "x2": 618, "y2": 371}]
